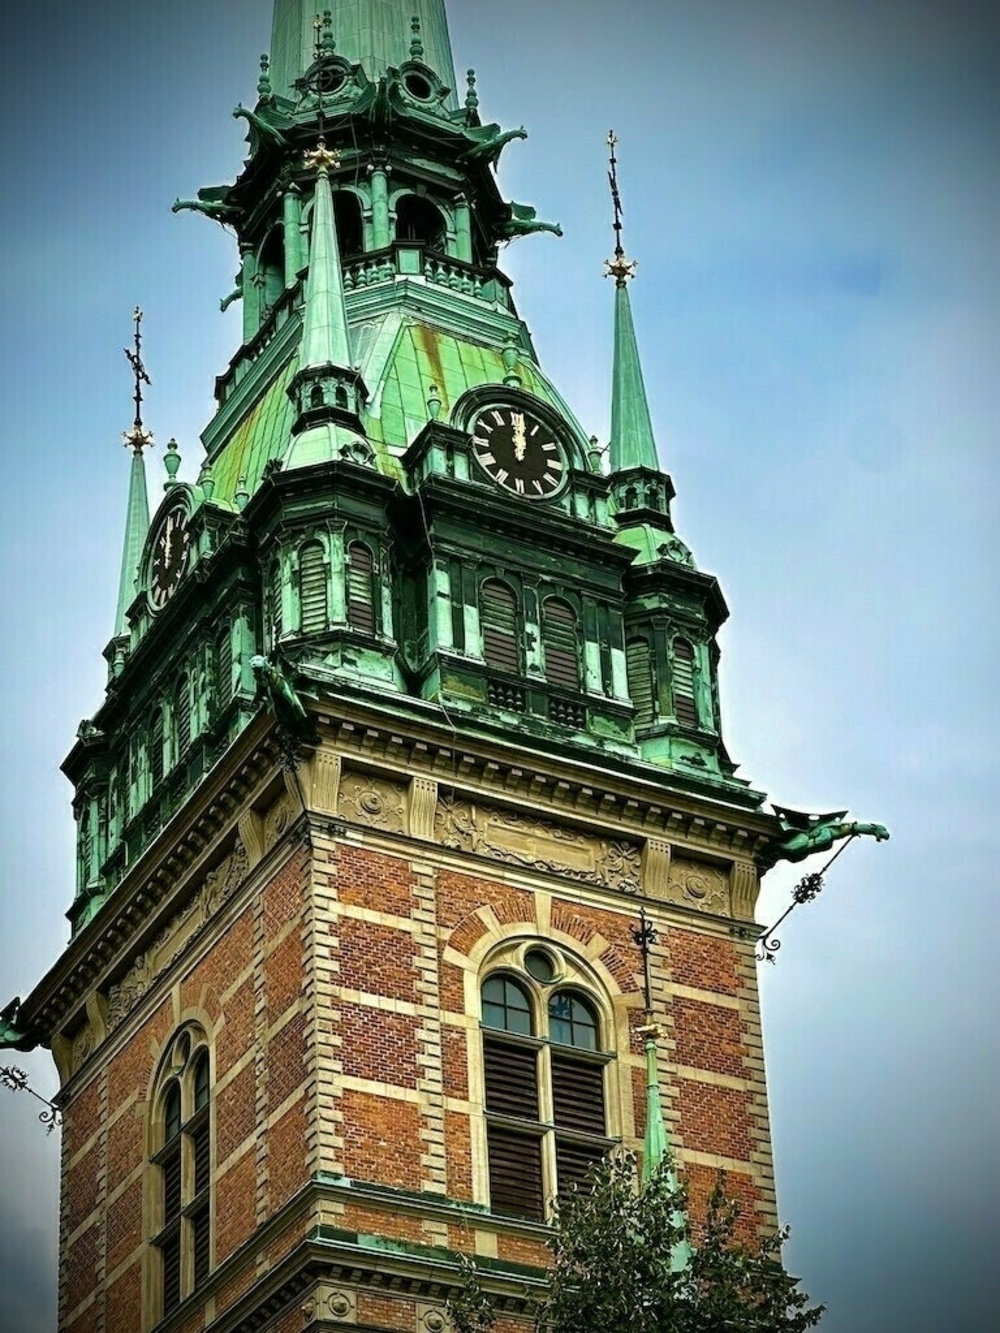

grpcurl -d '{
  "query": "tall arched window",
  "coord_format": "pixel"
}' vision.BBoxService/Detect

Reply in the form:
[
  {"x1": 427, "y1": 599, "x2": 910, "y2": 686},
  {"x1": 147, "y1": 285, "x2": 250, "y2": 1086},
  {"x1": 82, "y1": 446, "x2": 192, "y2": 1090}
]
[
  {"x1": 346, "y1": 542, "x2": 376, "y2": 634},
  {"x1": 395, "y1": 194, "x2": 447, "y2": 251},
  {"x1": 542, "y1": 598, "x2": 581, "y2": 691},
  {"x1": 152, "y1": 1033, "x2": 212, "y2": 1317},
  {"x1": 626, "y1": 638, "x2": 656, "y2": 728},
  {"x1": 672, "y1": 638, "x2": 699, "y2": 728},
  {"x1": 480, "y1": 580, "x2": 520, "y2": 674},
  {"x1": 481, "y1": 964, "x2": 610, "y2": 1220},
  {"x1": 299, "y1": 542, "x2": 328, "y2": 634},
  {"x1": 334, "y1": 191, "x2": 364, "y2": 257}
]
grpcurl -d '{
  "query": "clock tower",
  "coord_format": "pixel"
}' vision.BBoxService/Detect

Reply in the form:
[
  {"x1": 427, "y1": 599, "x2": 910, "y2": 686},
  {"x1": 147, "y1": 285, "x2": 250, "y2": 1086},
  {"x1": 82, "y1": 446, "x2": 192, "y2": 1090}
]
[{"x1": 0, "y1": 3, "x2": 881, "y2": 1330}]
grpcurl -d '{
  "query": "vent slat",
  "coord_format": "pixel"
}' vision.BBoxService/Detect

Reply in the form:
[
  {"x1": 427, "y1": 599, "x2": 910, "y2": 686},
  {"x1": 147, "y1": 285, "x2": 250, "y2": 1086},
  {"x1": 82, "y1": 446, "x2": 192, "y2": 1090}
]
[
  {"x1": 300, "y1": 543, "x2": 327, "y2": 633},
  {"x1": 481, "y1": 581, "x2": 520, "y2": 673},
  {"x1": 487, "y1": 1126, "x2": 543, "y2": 1219},
  {"x1": 672, "y1": 639, "x2": 698, "y2": 727},
  {"x1": 551, "y1": 1054, "x2": 606, "y2": 1134},
  {"x1": 626, "y1": 639, "x2": 655, "y2": 726},
  {"x1": 484, "y1": 1038, "x2": 538, "y2": 1119},
  {"x1": 347, "y1": 543, "x2": 375, "y2": 634}
]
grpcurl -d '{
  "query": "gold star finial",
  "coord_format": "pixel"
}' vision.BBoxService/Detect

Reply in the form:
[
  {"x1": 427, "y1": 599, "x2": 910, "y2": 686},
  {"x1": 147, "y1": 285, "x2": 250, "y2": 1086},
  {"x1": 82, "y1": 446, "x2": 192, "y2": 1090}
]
[{"x1": 304, "y1": 136, "x2": 341, "y2": 174}]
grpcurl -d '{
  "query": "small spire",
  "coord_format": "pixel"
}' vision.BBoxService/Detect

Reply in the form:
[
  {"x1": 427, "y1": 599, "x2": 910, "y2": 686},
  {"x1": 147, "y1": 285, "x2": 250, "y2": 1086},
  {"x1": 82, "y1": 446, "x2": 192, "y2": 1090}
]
[
  {"x1": 164, "y1": 438, "x2": 181, "y2": 485},
  {"x1": 300, "y1": 140, "x2": 350, "y2": 373},
  {"x1": 115, "y1": 310, "x2": 151, "y2": 636},
  {"x1": 465, "y1": 68, "x2": 479, "y2": 112},
  {"x1": 605, "y1": 134, "x2": 659, "y2": 474}
]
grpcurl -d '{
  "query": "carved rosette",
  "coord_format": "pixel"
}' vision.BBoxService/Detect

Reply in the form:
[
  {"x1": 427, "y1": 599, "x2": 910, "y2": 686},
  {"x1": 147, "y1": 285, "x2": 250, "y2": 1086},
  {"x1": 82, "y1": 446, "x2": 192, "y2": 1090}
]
[
  {"x1": 434, "y1": 795, "x2": 641, "y2": 894},
  {"x1": 666, "y1": 857, "x2": 731, "y2": 914},
  {"x1": 338, "y1": 772, "x2": 406, "y2": 833}
]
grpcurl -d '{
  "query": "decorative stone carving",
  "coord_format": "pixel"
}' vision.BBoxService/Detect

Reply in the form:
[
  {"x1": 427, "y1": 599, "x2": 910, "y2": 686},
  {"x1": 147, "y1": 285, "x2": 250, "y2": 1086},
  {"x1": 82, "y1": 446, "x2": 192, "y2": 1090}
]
[
  {"x1": 730, "y1": 860, "x2": 759, "y2": 920},
  {"x1": 107, "y1": 840, "x2": 249, "y2": 1028},
  {"x1": 435, "y1": 795, "x2": 641, "y2": 894},
  {"x1": 306, "y1": 749, "x2": 342, "y2": 816},
  {"x1": 238, "y1": 809, "x2": 265, "y2": 868},
  {"x1": 419, "y1": 1307, "x2": 448, "y2": 1333},
  {"x1": 327, "y1": 1289, "x2": 356, "y2": 1321},
  {"x1": 339, "y1": 772, "x2": 406, "y2": 833},
  {"x1": 409, "y1": 776, "x2": 438, "y2": 840},
  {"x1": 666, "y1": 856, "x2": 731, "y2": 914},
  {"x1": 263, "y1": 792, "x2": 295, "y2": 850},
  {"x1": 641, "y1": 838, "x2": 672, "y2": 900}
]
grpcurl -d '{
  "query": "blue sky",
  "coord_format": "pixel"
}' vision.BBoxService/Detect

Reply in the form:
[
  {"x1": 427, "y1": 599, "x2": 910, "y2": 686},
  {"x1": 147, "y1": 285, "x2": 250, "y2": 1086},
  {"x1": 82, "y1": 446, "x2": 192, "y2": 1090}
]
[{"x1": 1, "y1": 2, "x2": 997, "y2": 1330}]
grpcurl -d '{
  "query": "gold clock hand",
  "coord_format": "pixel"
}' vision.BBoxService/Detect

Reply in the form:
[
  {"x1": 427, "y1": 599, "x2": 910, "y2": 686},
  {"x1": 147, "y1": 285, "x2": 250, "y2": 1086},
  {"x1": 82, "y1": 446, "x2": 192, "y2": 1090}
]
[{"x1": 512, "y1": 412, "x2": 527, "y2": 461}]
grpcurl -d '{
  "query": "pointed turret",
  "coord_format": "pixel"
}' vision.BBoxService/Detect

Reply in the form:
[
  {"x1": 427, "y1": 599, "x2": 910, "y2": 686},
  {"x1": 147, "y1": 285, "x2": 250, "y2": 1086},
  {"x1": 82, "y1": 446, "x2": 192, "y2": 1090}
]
[
  {"x1": 270, "y1": 0, "x2": 459, "y2": 107},
  {"x1": 114, "y1": 444, "x2": 150, "y2": 638},
  {"x1": 640, "y1": 1023, "x2": 692, "y2": 1270},
  {"x1": 285, "y1": 139, "x2": 371, "y2": 468},
  {"x1": 609, "y1": 275, "x2": 659, "y2": 474}
]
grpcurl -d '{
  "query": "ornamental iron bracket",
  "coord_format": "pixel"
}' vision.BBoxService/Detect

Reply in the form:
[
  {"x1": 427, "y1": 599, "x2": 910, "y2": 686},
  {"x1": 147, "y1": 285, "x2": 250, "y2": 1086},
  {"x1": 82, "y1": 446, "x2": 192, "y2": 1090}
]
[{"x1": 1, "y1": 1067, "x2": 62, "y2": 1134}]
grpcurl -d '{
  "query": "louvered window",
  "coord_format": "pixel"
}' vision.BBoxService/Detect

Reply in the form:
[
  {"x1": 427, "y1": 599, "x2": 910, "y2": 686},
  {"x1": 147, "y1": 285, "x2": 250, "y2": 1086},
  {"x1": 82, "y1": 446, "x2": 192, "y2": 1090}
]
[
  {"x1": 542, "y1": 598, "x2": 581, "y2": 690},
  {"x1": 626, "y1": 639, "x2": 656, "y2": 727},
  {"x1": 672, "y1": 638, "x2": 699, "y2": 728},
  {"x1": 150, "y1": 708, "x2": 165, "y2": 790},
  {"x1": 299, "y1": 542, "x2": 327, "y2": 633},
  {"x1": 347, "y1": 543, "x2": 376, "y2": 635},
  {"x1": 174, "y1": 677, "x2": 191, "y2": 762},
  {"x1": 481, "y1": 580, "x2": 519, "y2": 673},
  {"x1": 153, "y1": 1039, "x2": 213, "y2": 1318},
  {"x1": 268, "y1": 560, "x2": 282, "y2": 647},
  {"x1": 216, "y1": 626, "x2": 233, "y2": 710},
  {"x1": 481, "y1": 973, "x2": 610, "y2": 1220}
]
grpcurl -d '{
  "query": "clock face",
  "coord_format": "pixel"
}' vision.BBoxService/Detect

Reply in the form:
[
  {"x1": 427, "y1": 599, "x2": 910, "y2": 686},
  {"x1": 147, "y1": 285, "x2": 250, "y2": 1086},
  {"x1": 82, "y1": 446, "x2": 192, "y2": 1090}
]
[
  {"x1": 471, "y1": 405, "x2": 566, "y2": 499},
  {"x1": 149, "y1": 506, "x2": 190, "y2": 611}
]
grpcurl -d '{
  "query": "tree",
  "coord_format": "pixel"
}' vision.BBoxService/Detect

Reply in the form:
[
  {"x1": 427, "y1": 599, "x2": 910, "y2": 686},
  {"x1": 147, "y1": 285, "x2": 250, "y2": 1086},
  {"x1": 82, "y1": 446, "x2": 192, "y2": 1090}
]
[{"x1": 448, "y1": 1153, "x2": 824, "y2": 1333}]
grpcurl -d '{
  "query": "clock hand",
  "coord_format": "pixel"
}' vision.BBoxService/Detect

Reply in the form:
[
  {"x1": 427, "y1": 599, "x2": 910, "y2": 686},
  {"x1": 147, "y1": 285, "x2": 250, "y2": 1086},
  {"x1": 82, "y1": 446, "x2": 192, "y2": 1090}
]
[{"x1": 512, "y1": 412, "x2": 527, "y2": 461}]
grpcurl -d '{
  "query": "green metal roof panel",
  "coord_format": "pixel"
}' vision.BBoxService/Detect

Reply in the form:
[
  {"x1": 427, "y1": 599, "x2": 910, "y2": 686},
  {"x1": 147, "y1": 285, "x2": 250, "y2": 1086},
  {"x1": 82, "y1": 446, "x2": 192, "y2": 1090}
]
[{"x1": 210, "y1": 356, "x2": 298, "y2": 505}]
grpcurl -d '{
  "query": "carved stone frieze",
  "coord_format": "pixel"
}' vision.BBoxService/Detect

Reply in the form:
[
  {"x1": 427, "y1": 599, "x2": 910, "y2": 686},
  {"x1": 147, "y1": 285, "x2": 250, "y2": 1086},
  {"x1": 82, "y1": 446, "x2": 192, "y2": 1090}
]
[
  {"x1": 338, "y1": 771, "x2": 406, "y2": 834},
  {"x1": 665, "y1": 856, "x2": 731, "y2": 914},
  {"x1": 730, "y1": 860, "x2": 759, "y2": 920},
  {"x1": 106, "y1": 840, "x2": 249, "y2": 1030},
  {"x1": 409, "y1": 776, "x2": 438, "y2": 840},
  {"x1": 435, "y1": 794, "x2": 641, "y2": 894}
]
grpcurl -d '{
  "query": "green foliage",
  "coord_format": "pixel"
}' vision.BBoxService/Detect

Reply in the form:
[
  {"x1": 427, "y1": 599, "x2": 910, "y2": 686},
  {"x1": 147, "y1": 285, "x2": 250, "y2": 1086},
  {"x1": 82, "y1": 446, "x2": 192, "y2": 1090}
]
[{"x1": 448, "y1": 1154, "x2": 824, "y2": 1333}]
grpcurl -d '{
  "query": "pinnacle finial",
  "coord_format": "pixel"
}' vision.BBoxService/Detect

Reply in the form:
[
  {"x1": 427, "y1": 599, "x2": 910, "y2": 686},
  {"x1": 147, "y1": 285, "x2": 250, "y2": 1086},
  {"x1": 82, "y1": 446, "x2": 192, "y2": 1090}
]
[
  {"x1": 304, "y1": 137, "x2": 341, "y2": 175},
  {"x1": 258, "y1": 54, "x2": 272, "y2": 99},
  {"x1": 122, "y1": 307, "x2": 154, "y2": 453},
  {"x1": 321, "y1": 10, "x2": 336, "y2": 53},
  {"x1": 465, "y1": 68, "x2": 479, "y2": 112},
  {"x1": 604, "y1": 131, "x2": 638, "y2": 287},
  {"x1": 410, "y1": 14, "x2": 424, "y2": 61}
]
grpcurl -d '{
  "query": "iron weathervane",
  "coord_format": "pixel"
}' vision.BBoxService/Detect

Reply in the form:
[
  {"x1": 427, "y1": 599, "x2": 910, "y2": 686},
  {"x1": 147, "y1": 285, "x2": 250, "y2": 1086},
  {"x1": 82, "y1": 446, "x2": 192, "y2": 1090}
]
[
  {"x1": 605, "y1": 131, "x2": 638, "y2": 286},
  {"x1": 123, "y1": 306, "x2": 153, "y2": 454}
]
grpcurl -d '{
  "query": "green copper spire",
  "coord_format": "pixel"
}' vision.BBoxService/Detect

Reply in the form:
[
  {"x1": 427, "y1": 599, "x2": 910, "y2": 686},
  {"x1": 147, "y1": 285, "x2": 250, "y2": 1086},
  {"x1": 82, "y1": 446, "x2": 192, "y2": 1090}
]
[
  {"x1": 606, "y1": 132, "x2": 659, "y2": 474},
  {"x1": 269, "y1": 0, "x2": 459, "y2": 106},
  {"x1": 300, "y1": 141, "x2": 351, "y2": 371},
  {"x1": 285, "y1": 140, "x2": 370, "y2": 466},
  {"x1": 115, "y1": 309, "x2": 153, "y2": 637},
  {"x1": 114, "y1": 446, "x2": 151, "y2": 636},
  {"x1": 640, "y1": 1023, "x2": 692, "y2": 1270}
]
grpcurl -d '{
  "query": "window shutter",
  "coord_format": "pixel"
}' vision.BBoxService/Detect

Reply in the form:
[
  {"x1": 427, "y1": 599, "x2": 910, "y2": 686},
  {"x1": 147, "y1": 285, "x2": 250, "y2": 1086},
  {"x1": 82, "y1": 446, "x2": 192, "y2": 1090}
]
[
  {"x1": 481, "y1": 581, "x2": 519, "y2": 673},
  {"x1": 299, "y1": 543, "x2": 327, "y2": 633},
  {"x1": 268, "y1": 561, "x2": 282, "y2": 644},
  {"x1": 163, "y1": 1148, "x2": 182, "y2": 1221},
  {"x1": 555, "y1": 1138, "x2": 606, "y2": 1198},
  {"x1": 162, "y1": 1231, "x2": 182, "y2": 1314},
  {"x1": 150, "y1": 710, "x2": 165, "y2": 789},
  {"x1": 214, "y1": 623, "x2": 232, "y2": 709},
  {"x1": 551, "y1": 1054, "x2": 606, "y2": 1135},
  {"x1": 347, "y1": 543, "x2": 376, "y2": 635},
  {"x1": 626, "y1": 639, "x2": 655, "y2": 726},
  {"x1": 542, "y1": 599, "x2": 580, "y2": 690},
  {"x1": 483, "y1": 1037, "x2": 539, "y2": 1120},
  {"x1": 672, "y1": 639, "x2": 698, "y2": 727},
  {"x1": 192, "y1": 1208, "x2": 211, "y2": 1287},
  {"x1": 486, "y1": 1126, "x2": 544, "y2": 1219},
  {"x1": 175, "y1": 679, "x2": 191, "y2": 759}
]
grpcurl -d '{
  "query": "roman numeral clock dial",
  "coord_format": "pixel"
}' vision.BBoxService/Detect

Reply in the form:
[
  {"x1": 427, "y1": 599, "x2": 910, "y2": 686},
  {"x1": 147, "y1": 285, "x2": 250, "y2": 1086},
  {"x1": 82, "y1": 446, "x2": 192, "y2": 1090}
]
[
  {"x1": 148, "y1": 504, "x2": 191, "y2": 611},
  {"x1": 471, "y1": 405, "x2": 566, "y2": 498}
]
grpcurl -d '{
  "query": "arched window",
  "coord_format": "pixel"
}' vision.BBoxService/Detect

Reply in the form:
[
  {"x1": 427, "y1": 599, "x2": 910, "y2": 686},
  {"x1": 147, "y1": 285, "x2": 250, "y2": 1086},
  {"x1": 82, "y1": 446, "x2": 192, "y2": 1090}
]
[
  {"x1": 395, "y1": 194, "x2": 447, "y2": 251},
  {"x1": 480, "y1": 580, "x2": 519, "y2": 674},
  {"x1": 347, "y1": 542, "x2": 376, "y2": 634},
  {"x1": 258, "y1": 227, "x2": 284, "y2": 314},
  {"x1": 481, "y1": 965, "x2": 610, "y2": 1220},
  {"x1": 626, "y1": 638, "x2": 656, "y2": 728},
  {"x1": 541, "y1": 598, "x2": 581, "y2": 691},
  {"x1": 672, "y1": 638, "x2": 699, "y2": 728},
  {"x1": 149, "y1": 706, "x2": 166, "y2": 791},
  {"x1": 174, "y1": 676, "x2": 191, "y2": 764},
  {"x1": 152, "y1": 1033, "x2": 212, "y2": 1317},
  {"x1": 299, "y1": 542, "x2": 328, "y2": 634},
  {"x1": 334, "y1": 190, "x2": 364, "y2": 258}
]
